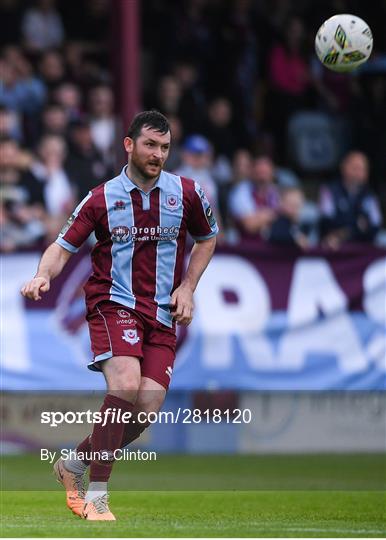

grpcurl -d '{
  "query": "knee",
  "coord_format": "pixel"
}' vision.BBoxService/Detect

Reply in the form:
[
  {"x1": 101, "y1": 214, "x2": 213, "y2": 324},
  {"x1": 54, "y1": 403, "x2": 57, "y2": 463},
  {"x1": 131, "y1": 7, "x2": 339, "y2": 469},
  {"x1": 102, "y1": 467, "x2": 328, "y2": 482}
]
[
  {"x1": 135, "y1": 386, "x2": 165, "y2": 416},
  {"x1": 103, "y1": 357, "x2": 141, "y2": 399},
  {"x1": 107, "y1": 376, "x2": 139, "y2": 394},
  {"x1": 107, "y1": 373, "x2": 139, "y2": 396}
]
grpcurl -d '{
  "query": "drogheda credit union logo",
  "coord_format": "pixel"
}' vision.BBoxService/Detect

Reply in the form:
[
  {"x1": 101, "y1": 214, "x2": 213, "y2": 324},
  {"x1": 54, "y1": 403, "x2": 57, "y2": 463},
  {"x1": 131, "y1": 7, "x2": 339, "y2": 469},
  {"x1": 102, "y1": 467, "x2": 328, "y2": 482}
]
[{"x1": 111, "y1": 225, "x2": 179, "y2": 242}]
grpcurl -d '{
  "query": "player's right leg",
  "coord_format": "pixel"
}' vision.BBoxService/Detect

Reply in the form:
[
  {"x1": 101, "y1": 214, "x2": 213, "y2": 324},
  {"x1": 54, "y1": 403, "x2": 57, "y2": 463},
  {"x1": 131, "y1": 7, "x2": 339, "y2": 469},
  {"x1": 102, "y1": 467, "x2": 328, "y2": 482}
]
[{"x1": 82, "y1": 355, "x2": 141, "y2": 521}]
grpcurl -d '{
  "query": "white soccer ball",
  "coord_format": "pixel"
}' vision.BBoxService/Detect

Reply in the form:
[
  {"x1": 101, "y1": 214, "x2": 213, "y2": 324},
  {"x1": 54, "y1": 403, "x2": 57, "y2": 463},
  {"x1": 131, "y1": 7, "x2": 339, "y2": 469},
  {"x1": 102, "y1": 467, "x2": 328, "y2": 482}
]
[{"x1": 315, "y1": 14, "x2": 373, "y2": 72}]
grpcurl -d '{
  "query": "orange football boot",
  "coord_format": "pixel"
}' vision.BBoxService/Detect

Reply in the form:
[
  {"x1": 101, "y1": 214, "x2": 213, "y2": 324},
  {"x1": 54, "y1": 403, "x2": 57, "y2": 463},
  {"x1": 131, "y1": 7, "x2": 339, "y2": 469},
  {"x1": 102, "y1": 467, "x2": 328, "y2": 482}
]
[
  {"x1": 82, "y1": 494, "x2": 116, "y2": 521},
  {"x1": 53, "y1": 457, "x2": 86, "y2": 517}
]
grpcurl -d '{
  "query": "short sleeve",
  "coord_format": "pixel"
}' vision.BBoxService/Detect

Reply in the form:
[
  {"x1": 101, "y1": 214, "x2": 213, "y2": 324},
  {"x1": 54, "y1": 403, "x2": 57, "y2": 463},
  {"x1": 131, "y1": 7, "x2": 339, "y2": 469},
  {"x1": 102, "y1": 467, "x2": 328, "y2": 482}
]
[
  {"x1": 55, "y1": 191, "x2": 96, "y2": 253},
  {"x1": 188, "y1": 182, "x2": 219, "y2": 240}
]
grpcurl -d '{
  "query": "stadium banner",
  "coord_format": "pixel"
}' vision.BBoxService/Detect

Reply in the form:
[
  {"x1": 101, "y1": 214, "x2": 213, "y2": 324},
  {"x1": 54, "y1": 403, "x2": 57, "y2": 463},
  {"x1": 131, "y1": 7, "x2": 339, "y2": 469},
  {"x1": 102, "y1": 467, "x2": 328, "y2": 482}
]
[{"x1": 1, "y1": 244, "x2": 385, "y2": 391}]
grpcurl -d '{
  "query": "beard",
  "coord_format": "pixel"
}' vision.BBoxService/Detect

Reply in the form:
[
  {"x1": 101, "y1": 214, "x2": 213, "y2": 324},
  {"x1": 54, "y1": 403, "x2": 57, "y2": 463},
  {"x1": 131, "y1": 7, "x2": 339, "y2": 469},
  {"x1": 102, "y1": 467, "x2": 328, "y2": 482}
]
[{"x1": 131, "y1": 150, "x2": 162, "y2": 180}]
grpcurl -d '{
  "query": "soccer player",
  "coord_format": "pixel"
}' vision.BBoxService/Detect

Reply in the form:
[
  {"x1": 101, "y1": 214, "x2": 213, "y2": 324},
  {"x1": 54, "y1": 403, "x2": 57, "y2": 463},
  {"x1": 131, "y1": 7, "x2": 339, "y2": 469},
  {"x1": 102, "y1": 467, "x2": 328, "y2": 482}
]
[{"x1": 21, "y1": 110, "x2": 218, "y2": 521}]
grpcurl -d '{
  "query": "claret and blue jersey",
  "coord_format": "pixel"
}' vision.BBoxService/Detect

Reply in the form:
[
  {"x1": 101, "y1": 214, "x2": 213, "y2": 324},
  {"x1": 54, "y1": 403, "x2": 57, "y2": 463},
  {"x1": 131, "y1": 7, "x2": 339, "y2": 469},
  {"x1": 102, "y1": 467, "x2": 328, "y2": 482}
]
[{"x1": 56, "y1": 167, "x2": 218, "y2": 327}]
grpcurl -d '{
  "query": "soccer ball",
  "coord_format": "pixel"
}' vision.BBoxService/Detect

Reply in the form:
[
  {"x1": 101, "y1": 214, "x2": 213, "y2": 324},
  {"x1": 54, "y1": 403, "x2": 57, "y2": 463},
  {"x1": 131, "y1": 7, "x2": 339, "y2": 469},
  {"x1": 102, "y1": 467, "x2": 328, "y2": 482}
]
[{"x1": 315, "y1": 14, "x2": 373, "y2": 72}]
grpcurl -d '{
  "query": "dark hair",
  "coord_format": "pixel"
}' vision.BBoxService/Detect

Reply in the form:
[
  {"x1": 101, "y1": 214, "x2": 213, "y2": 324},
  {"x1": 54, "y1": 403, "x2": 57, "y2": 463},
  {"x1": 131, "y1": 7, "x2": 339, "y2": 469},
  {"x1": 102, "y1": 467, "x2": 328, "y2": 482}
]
[
  {"x1": 0, "y1": 135, "x2": 19, "y2": 146},
  {"x1": 127, "y1": 110, "x2": 170, "y2": 139}
]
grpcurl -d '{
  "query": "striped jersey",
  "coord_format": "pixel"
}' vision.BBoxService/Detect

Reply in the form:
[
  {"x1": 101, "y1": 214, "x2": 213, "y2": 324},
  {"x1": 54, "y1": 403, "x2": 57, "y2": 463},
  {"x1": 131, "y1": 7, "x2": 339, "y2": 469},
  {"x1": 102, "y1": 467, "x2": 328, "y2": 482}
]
[{"x1": 55, "y1": 166, "x2": 218, "y2": 327}]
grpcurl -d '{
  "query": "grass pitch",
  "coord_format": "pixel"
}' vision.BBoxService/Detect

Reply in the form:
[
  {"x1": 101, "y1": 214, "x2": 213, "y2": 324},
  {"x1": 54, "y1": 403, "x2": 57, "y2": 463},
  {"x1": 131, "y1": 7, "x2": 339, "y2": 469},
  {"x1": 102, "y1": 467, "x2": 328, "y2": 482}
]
[{"x1": 1, "y1": 454, "x2": 385, "y2": 537}]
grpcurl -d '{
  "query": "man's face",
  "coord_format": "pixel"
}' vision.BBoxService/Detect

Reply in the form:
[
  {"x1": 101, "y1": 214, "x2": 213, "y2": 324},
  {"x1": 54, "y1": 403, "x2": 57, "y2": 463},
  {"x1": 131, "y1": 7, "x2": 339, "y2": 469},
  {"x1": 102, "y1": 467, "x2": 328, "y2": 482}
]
[
  {"x1": 124, "y1": 127, "x2": 171, "y2": 180},
  {"x1": 183, "y1": 150, "x2": 211, "y2": 170},
  {"x1": 252, "y1": 157, "x2": 274, "y2": 185},
  {"x1": 341, "y1": 153, "x2": 368, "y2": 188},
  {"x1": 43, "y1": 107, "x2": 67, "y2": 132},
  {"x1": 0, "y1": 140, "x2": 19, "y2": 168},
  {"x1": 281, "y1": 189, "x2": 304, "y2": 221}
]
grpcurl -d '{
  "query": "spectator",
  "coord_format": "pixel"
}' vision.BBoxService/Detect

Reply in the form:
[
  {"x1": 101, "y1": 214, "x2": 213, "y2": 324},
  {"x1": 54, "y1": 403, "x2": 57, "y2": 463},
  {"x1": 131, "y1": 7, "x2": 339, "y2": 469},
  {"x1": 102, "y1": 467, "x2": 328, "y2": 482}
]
[
  {"x1": 203, "y1": 97, "x2": 237, "y2": 160},
  {"x1": 174, "y1": 134, "x2": 218, "y2": 212},
  {"x1": 173, "y1": 60, "x2": 206, "y2": 133},
  {"x1": 53, "y1": 82, "x2": 83, "y2": 122},
  {"x1": 267, "y1": 186, "x2": 310, "y2": 249},
  {"x1": 0, "y1": 136, "x2": 43, "y2": 205},
  {"x1": 174, "y1": 133, "x2": 224, "y2": 240},
  {"x1": 40, "y1": 102, "x2": 69, "y2": 138},
  {"x1": 31, "y1": 134, "x2": 74, "y2": 219},
  {"x1": 268, "y1": 16, "x2": 311, "y2": 102},
  {"x1": 65, "y1": 119, "x2": 113, "y2": 200},
  {"x1": 232, "y1": 148, "x2": 253, "y2": 185},
  {"x1": 0, "y1": 105, "x2": 22, "y2": 141},
  {"x1": 0, "y1": 136, "x2": 46, "y2": 251},
  {"x1": 228, "y1": 155, "x2": 280, "y2": 239},
  {"x1": 351, "y1": 75, "x2": 386, "y2": 201},
  {"x1": 88, "y1": 84, "x2": 115, "y2": 165},
  {"x1": 165, "y1": 115, "x2": 184, "y2": 171},
  {"x1": 38, "y1": 49, "x2": 66, "y2": 92},
  {"x1": 64, "y1": 42, "x2": 103, "y2": 90},
  {"x1": 21, "y1": 0, "x2": 65, "y2": 51},
  {"x1": 265, "y1": 15, "x2": 312, "y2": 160},
  {"x1": 319, "y1": 151, "x2": 382, "y2": 248},
  {"x1": 220, "y1": 148, "x2": 252, "y2": 232},
  {"x1": 154, "y1": 75, "x2": 182, "y2": 117},
  {"x1": 0, "y1": 53, "x2": 46, "y2": 114}
]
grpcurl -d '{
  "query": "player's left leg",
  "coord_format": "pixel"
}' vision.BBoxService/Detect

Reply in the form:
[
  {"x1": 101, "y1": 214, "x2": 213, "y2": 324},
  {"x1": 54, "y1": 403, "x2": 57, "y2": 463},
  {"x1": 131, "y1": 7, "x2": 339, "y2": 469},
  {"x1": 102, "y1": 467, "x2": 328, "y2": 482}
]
[
  {"x1": 119, "y1": 333, "x2": 176, "y2": 447},
  {"x1": 71, "y1": 339, "x2": 175, "y2": 469},
  {"x1": 120, "y1": 375, "x2": 167, "y2": 448}
]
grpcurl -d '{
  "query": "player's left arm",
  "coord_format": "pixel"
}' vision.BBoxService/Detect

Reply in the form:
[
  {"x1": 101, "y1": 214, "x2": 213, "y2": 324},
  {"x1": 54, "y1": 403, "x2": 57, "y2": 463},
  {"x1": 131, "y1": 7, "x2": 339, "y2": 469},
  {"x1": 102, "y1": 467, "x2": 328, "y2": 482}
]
[{"x1": 170, "y1": 236, "x2": 216, "y2": 326}]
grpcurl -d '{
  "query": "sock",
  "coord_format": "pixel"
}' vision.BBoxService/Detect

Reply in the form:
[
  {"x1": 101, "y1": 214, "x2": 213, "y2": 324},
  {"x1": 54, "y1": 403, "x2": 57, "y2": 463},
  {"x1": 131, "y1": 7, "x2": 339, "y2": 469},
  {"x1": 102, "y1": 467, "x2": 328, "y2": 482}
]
[
  {"x1": 121, "y1": 415, "x2": 150, "y2": 447},
  {"x1": 85, "y1": 481, "x2": 108, "y2": 503},
  {"x1": 63, "y1": 454, "x2": 88, "y2": 475},
  {"x1": 73, "y1": 411, "x2": 150, "y2": 471},
  {"x1": 73, "y1": 435, "x2": 91, "y2": 472},
  {"x1": 75, "y1": 414, "x2": 150, "y2": 468},
  {"x1": 89, "y1": 394, "x2": 134, "y2": 482}
]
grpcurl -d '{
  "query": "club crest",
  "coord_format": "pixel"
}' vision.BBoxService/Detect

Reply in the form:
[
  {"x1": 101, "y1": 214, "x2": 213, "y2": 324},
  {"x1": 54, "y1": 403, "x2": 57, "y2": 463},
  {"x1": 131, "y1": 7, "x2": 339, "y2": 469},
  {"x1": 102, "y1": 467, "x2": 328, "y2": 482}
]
[
  {"x1": 122, "y1": 328, "x2": 140, "y2": 345},
  {"x1": 165, "y1": 193, "x2": 180, "y2": 210}
]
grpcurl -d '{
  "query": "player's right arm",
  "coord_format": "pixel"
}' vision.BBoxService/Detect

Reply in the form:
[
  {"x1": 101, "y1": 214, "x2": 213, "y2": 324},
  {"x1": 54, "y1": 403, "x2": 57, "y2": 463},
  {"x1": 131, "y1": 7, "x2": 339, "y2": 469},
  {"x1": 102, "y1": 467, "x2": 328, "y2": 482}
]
[
  {"x1": 21, "y1": 243, "x2": 73, "y2": 300},
  {"x1": 21, "y1": 189, "x2": 100, "y2": 301}
]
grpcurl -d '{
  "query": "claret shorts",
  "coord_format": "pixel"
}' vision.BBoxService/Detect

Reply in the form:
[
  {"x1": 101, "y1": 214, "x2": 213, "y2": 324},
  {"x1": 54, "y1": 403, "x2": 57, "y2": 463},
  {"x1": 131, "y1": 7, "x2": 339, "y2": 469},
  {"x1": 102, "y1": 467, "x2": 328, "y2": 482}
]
[{"x1": 87, "y1": 300, "x2": 177, "y2": 389}]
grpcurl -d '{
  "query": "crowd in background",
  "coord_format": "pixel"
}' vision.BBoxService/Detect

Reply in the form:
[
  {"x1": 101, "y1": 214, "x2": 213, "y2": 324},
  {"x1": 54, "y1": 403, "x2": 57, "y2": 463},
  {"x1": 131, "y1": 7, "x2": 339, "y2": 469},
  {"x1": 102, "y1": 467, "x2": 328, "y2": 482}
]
[{"x1": 1, "y1": 0, "x2": 385, "y2": 253}]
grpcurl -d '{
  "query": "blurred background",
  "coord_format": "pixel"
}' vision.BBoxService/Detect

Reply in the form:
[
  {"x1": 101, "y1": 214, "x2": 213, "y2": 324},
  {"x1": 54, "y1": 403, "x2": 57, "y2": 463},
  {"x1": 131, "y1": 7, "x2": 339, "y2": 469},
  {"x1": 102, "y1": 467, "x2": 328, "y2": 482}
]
[{"x1": 1, "y1": 0, "x2": 385, "y2": 459}]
